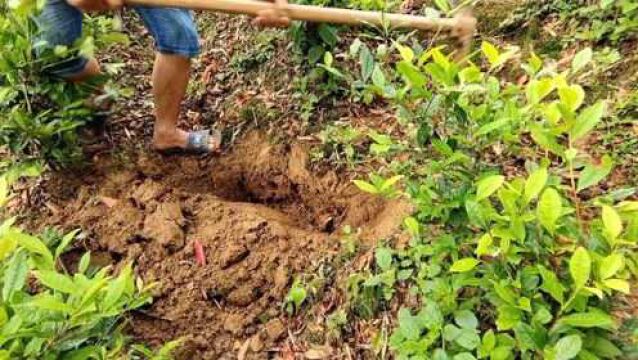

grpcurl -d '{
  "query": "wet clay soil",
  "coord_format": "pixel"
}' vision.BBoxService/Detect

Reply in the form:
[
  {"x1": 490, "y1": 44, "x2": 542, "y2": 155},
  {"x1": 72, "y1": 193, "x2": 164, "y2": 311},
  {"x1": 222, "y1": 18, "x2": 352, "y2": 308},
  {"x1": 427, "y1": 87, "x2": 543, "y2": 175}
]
[{"x1": 33, "y1": 132, "x2": 410, "y2": 359}]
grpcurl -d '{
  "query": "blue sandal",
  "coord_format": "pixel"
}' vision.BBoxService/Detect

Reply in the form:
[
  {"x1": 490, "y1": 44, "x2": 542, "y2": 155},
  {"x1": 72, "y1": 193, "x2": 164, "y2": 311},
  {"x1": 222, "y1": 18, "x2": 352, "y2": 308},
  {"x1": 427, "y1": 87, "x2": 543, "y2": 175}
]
[{"x1": 158, "y1": 129, "x2": 222, "y2": 155}]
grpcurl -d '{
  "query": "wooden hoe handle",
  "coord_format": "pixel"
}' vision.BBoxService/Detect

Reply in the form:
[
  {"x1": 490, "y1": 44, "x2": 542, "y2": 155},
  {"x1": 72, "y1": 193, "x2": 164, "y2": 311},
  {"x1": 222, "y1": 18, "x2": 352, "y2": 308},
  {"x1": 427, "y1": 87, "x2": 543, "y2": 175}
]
[{"x1": 126, "y1": 0, "x2": 476, "y2": 49}]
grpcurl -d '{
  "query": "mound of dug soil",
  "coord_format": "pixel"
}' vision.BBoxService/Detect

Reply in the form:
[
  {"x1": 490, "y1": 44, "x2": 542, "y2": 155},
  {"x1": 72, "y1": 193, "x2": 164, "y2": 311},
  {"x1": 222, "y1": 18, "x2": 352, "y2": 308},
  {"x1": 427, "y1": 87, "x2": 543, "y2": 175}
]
[{"x1": 33, "y1": 132, "x2": 410, "y2": 358}]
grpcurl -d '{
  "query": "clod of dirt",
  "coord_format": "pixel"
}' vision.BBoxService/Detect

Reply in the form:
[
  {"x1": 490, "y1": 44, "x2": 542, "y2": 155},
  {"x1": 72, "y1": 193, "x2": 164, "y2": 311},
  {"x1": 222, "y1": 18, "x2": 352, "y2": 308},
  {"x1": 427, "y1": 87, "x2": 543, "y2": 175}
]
[
  {"x1": 264, "y1": 318, "x2": 286, "y2": 343},
  {"x1": 141, "y1": 202, "x2": 186, "y2": 251},
  {"x1": 224, "y1": 313, "x2": 246, "y2": 335},
  {"x1": 219, "y1": 243, "x2": 250, "y2": 269}
]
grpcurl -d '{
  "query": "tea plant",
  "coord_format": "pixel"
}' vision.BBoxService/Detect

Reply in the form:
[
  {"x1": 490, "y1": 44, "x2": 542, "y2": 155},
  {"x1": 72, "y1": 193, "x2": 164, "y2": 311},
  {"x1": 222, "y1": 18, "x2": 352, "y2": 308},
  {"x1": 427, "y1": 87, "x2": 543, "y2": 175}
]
[
  {"x1": 353, "y1": 173, "x2": 404, "y2": 199},
  {"x1": 0, "y1": 0, "x2": 127, "y2": 166},
  {"x1": 339, "y1": 39, "x2": 638, "y2": 359}
]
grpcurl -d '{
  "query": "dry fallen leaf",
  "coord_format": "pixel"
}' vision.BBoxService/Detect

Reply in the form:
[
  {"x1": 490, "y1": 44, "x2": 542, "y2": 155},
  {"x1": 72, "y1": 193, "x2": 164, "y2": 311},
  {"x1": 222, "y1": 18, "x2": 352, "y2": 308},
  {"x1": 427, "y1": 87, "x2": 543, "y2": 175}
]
[
  {"x1": 237, "y1": 338, "x2": 251, "y2": 360},
  {"x1": 304, "y1": 345, "x2": 333, "y2": 359}
]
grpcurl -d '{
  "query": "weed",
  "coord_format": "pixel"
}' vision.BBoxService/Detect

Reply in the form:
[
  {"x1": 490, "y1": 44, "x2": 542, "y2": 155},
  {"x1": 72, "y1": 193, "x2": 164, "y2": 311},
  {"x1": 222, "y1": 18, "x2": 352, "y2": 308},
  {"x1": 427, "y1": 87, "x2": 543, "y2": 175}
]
[
  {"x1": 284, "y1": 279, "x2": 309, "y2": 315},
  {"x1": 313, "y1": 124, "x2": 364, "y2": 166},
  {"x1": 229, "y1": 30, "x2": 281, "y2": 72}
]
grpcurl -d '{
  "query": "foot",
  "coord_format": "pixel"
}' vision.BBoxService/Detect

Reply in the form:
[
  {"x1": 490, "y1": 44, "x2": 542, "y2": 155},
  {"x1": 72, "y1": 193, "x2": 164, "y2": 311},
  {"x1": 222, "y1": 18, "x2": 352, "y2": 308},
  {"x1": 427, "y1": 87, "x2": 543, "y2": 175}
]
[{"x1": 153, "y1": 128, "x2": 222, "y2": 153}]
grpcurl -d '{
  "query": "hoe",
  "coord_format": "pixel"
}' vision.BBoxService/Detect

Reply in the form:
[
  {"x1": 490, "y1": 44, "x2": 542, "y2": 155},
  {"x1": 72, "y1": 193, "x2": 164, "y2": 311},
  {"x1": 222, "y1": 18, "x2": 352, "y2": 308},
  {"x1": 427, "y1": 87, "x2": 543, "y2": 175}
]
[{"x1": 125, "y1": 0, "x2": 477, "y2": 57}]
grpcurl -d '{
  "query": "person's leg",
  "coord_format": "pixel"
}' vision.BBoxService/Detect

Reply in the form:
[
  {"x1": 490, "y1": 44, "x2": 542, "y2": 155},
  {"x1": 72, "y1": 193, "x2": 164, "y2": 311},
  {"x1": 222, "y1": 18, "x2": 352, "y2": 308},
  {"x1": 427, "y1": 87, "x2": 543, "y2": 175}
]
[
  {"x1": 67, "y1": 58, "x2": 102, "y2": 83},
  {"x1": 135, "y1": 6, "x2": 218, "y2": 151},
  {"x1": 151, "y1": 53, "x2": 190, "y2": 149}
]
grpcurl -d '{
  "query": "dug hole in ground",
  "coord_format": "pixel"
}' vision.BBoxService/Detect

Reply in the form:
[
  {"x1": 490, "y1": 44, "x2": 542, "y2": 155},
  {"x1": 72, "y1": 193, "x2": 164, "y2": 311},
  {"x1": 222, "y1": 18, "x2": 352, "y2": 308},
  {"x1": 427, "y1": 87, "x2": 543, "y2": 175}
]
[{"x1": 31, "y1": 131, "x2": 411, "y2": 358}]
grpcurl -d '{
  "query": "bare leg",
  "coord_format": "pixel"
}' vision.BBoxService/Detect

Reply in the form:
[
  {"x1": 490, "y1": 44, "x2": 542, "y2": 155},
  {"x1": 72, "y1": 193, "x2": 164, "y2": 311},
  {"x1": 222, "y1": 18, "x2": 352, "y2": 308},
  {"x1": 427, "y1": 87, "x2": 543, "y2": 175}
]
[
  {"x1": 67, "y1": 58, "x2": 101, "y2": 82},
  {"x1": 151, "y1": 52, "x2": 216, "y2": 150},
  {"x1": 151, "y1": 53, "x2": 189, "y2": 149}
]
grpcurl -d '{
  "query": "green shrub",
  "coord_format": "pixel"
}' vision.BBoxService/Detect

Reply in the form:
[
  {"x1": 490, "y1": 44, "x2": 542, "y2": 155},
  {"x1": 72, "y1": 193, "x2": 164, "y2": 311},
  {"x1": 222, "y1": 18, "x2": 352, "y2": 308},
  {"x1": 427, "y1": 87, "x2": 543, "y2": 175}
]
[
  {"x1": 342, "y1": 40, "x2": 638, "y2": 359},
  {"x1": 0, "y1": 0, "x2": 127, "y2": 165}
]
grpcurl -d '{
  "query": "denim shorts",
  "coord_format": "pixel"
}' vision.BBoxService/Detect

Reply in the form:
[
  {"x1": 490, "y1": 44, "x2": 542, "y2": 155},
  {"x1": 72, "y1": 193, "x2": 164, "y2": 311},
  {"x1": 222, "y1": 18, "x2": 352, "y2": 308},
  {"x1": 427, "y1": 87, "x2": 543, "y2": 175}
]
[{"x1": 36, "y1": 0, "x2": 201, "y2": 77}]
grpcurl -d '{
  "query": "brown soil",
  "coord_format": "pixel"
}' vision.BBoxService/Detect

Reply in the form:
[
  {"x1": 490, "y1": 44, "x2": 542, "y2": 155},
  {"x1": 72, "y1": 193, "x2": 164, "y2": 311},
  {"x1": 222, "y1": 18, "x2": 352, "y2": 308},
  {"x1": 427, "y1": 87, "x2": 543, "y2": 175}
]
[{"x1": 30, "y1": 132, "x2": 409, "y2": 359}]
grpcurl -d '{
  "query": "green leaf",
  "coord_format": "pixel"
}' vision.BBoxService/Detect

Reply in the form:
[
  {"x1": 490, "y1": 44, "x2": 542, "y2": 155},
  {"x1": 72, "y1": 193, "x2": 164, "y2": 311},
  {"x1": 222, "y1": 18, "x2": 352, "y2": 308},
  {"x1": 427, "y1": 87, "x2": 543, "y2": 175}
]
[
  {"x1": 323, "y1": 51, "x2": 333, "y2": 67},
  {"x1": 0, "y1": 177, "x2": 8, "y2": 208},
  {"x1": 530, "y1": 124, "x2": 564, "y2": 155},
  {"x1": 353, "y1": 180, "x2": 378, "y2": 194},
  {"x1": 554, "y1": 335, "x2": 582, "y2": 360},
  {"x1": 537, "y1": 188, "x2": 562, "y2": 234},
  {"x1": 0, "y1": 235, "x2": 17, "y2": 260},
  {"x1": 450, "y1": 258, "x2": 480, "y2": 273},
  {"x1": 35, "y1": 271, "x2": 77, "y2": 294},
  {"x1": 104, "y1": 265, "x2": 131, "y2": 309},
  {"x1": 403, "y1": 217, "x2": 420, "y2": 237},
  {"x1": 603, "y1": 279, "x2": 630, "y2": 294},
  {"x1": 588, "y1": 336, "x2": 622, "y2": 358},
  {"x1": 479, "y1": 330, "x2": 496, "y2": 358},
  {"x1": 526, "y1": 78, "x2": 555, "y2": 104},
  {"x1": 317, "y1": 24, "x2": 338, "y2": 47},
  {"x1": 481, "y1": 41, "x2": 500, "y2": 66},
  {"x1": 524, "y1": 167, "x2": 548, "y2": 204},
  {"x1": 543, "y1": 102, "x2": 563, "y2": 125},
  {"x1": 371, "y1": 64, "x2": 386, "y2": 88},
  {"x1": 456, "y1": 328, "x2": 481, "y2": 350},
  {"x1": 13, "y1": 232, "x2": 54, "y2": 269},
  {"x1": 434, "y1": 0, "x2": 450, "y2": 12},
  {"x1": 395, "y1": 43, "x2": 414, "y2": 62},
  {"x1": 397, "y1": 61, "x2": 427, "y2": 88},
  {"x1": 78, "y1": 36, "x2": 95, "y2": 58},
  {"x1": 584, "y1": 286, "x2": 603, "y2": 299},
  {"x1": 398, "y1": 308, "x2": 421, "y2": 340},
  {"x1": 3, "y1": 251, "x2": 29, "y2": 300},
  {"x1": 349, "y1": 38, "x2": 362, "y2": 56},
  {"x1": 375, "y1": 247, "x2": 393, "y2": 271},
  {"x1": 78, "y1": 252, "x2": 91, "y2": 274},
  {"x1": 54, "y1": 229, "x2": 79, "y2": 259},
  {"x1": 453, "y1": 353, "x2": 476, "y2": 360},
  {"x1": 599, "y1": 253, "x2": 623, "y2": 279},
  {"x1": 514, "y1": 323, "x2": 544, "y2": 351},
  {"x1": 570, "y1": 101, "x2": 605, "y2": 141},
  {"x1": 556, "y1": 311, "x2": 615, "y2": 329},
  {"x1": 570, "y1": 247, "x2": 591, "y2": 289},
  {"x1": 617, "y1": 201, "x2": 638, "y2": 213},
  {"x1": 558, "y1": 85, "x2": 585, "y2": 112},
  {"x1": 455, "y1": 310, "x2": 478, "y2": 329},
  {"x1": 100, "y1": 32, "x2": 129, "y2": 45},
  {"x1": 28, "y1": 294, "x2": 72, "y2": 313},
  {"x1": 64, "y1": 347, "x2": 103, "y2": 360},
  {"x1": 475, "y1": 233, "x2": 493, "y2": 257},
  {"x1": 359, "y1": 45, "x2": 374, "y2": 81},
  {"x1": 601, "y1": 205, "x2": 623, "y2": 244},
  {"x1": 443, "y1": 324, "x2": 461, "y2": 341},
  {"x1": 380, "y1": 175, "x2": 404, "y2": 192},
  {"x1": 538, "y1": 265, "x2": 565, "y2": 304},
  {"x1": 496, "y1": 305, "x2": 521, "y2": 331},
  {"x1": 476, "y1": 175, "x2": 505, "y2": 201},
  {"x1": 571, "y1": 47, "x2": 592, "y2": 74},
  {"x1": 418, "y1": 301, "x2": 443, "y2": 329},
  {"x1": 577, "y1": 155, "x2": 614, "y2": 192},
  {"x1": 490, "y1": 346, "x2": 512, "y2": 360}
]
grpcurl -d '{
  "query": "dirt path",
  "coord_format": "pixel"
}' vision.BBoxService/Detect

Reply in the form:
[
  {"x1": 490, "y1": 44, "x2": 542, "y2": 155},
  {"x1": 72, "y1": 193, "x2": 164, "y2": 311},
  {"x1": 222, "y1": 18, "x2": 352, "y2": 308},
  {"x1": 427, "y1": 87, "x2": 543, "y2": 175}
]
[{"x1": 29, "y1": 132, "x2": 409, "y2": 358}]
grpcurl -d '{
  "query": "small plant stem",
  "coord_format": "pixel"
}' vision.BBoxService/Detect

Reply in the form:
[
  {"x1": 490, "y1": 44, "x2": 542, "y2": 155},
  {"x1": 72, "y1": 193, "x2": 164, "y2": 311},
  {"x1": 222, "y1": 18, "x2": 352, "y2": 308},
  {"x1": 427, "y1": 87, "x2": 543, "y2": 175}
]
[{"x1": 567, "y1": 136, "x2": 586, "y2": 234}]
